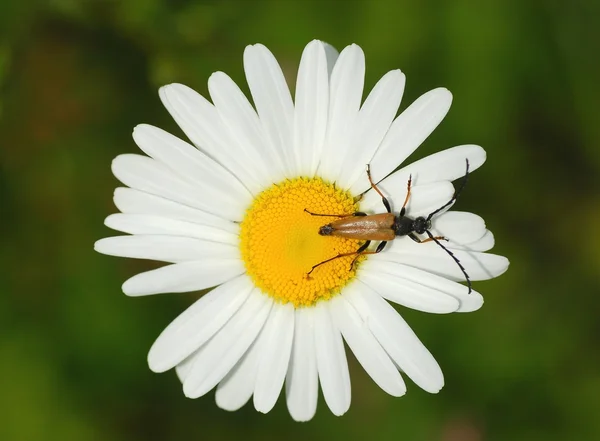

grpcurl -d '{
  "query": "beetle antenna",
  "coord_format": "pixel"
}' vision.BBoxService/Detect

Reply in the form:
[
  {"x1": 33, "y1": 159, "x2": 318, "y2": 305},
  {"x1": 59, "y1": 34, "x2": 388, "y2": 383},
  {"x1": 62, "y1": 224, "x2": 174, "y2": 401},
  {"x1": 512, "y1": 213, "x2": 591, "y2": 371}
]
[
  {"x1": 425, "y1": 230, "x2": 472, "y2": 294},
  {"x1": 427, "y1": 159, "x2": 470, "y2": 222}
]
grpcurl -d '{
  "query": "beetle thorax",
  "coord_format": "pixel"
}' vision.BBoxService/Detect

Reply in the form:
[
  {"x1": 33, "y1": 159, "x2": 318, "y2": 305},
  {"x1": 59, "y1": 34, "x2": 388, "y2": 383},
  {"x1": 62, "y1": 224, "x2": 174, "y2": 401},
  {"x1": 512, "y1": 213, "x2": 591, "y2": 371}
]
[{"x1": 393, "y1": 216, "x2": 415, "y2": 236}]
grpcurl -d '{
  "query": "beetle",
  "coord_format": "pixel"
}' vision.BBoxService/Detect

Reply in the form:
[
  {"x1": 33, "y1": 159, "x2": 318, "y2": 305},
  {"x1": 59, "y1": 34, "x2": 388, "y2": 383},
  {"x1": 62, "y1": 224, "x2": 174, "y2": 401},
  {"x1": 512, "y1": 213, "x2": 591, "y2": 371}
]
[{"x1": 305, "y1": 159, "x2": 472, "y2": 293}]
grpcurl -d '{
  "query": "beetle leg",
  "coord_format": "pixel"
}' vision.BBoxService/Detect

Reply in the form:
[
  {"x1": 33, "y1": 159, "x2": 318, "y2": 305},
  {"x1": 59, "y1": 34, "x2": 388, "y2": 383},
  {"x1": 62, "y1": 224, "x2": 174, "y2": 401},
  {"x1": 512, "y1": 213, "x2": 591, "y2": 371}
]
[
  {"x1": 348, "y1": 240, "x2": 388, "y2": 270},
  {"x1": 423, "y1": 230, "x2": 472, "y2": 294},
  {"x1": 304, "y1": 208, "x2": 367, "y2": 217},
  {"x1": 366, "y1": 164, "x2": 392, "y2": 213},
  {"x1": 307, "y1": 240, "x2": 371, "y2": 276},
  {"x1": 304, "y1": 208, "x2": 353, "y2": 218},
  {"x1": 409, "y1": 233, "x2": 448, "y2": 243},
  {"x1": 399, "y1": 174, "x2": 413, "y2": 217}
]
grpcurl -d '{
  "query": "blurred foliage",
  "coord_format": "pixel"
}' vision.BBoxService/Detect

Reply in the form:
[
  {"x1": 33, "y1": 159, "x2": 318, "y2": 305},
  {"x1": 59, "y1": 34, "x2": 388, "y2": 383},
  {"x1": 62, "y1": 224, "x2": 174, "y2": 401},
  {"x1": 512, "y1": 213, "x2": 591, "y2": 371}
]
[{"x1": 1, "y1": 0, "x2": 599, "y2": 440}]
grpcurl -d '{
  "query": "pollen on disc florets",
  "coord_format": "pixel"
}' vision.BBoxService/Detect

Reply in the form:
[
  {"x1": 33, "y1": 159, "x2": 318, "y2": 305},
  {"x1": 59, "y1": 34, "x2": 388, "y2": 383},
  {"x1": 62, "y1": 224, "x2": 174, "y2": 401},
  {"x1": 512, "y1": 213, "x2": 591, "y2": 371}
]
[{"x1": 240, "y1": 177, "x2": 363, "y2": 308}]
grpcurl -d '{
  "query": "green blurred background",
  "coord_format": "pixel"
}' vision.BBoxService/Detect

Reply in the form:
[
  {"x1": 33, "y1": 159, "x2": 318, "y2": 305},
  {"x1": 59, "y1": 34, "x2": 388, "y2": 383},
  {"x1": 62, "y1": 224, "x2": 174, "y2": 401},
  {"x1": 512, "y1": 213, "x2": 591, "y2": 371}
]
[{"x1": 1, "y1": 0, "x2": 599, "y2": 440}]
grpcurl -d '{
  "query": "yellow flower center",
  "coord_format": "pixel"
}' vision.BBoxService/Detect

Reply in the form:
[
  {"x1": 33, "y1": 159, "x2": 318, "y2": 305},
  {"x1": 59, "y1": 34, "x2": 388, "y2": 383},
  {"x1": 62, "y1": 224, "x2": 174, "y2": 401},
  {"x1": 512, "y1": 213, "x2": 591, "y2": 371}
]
[{"x1": 239, "y1": 177, "x2": 363, "y2": 308}]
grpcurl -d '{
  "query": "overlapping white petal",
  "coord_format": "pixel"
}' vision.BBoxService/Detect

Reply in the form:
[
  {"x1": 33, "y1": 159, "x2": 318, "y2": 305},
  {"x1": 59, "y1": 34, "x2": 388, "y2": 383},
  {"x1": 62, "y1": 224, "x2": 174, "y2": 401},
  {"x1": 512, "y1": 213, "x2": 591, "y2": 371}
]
[
  {"x1": 113, "y1": 187, "x2": 239, "y2": 233},
  {"x1": 345, "y1": 282, "x2": 444, "y2": 393},
  {"x1": 104, "y1": 214, "x2": 238, "y2": 244},
  {"x1": 148, "y1": 275, "x2": 253, "y2": 373},
  {"x1": 338, "y1": 69, "x2": 406, "y2": 190},
  {"x1": 314, "y1": 301, "x2": 351, "y2": 416},
  {"x1": 121, "y1": 259, "x2": 245, "y2": 296},
  {"x1": 159, "y1": 83, "x2": 265, "y2": 194},
  {"x1": 96, "y1": 39, "x2": 509, "y2": 422},
  {"x1": 351, "y1": 88, "x2": 453, "y2": 194},
  {"x1": 182, "y1": 289, "x2": 272, "y2": 399},
  {"x1": 253, "y1": 302, "x2": 295, "y2": 413},
  {"x1": 244, "y1": 44, "x2": 295, "y2": 177},
  {"x1": 318, "y1": 44, "x2": 365, "y2": 182},
  {"x1": 329, "y1": 294, "x2": 406, "y2": 396},
  {"x1": 375, "y1": 238, "x2": 509, "y2": 283}
]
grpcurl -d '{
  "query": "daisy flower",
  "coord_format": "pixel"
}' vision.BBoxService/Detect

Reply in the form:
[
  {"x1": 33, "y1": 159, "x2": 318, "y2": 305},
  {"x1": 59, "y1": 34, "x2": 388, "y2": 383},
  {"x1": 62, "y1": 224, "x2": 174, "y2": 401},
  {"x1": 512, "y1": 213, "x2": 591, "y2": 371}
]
[{"x1": 95, "y1": 40, "x2": 509, "y2": 421}]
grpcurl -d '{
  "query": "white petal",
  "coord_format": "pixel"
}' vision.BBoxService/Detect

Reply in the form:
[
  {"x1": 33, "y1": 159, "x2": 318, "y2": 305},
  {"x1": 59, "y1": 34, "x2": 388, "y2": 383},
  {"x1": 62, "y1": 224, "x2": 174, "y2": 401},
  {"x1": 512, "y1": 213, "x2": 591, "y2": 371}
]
[
  {"x1": 354, "y1": 144, "x2": 486, "y2": 197},
  {"x1": 354, "y1": 88, "x2": 453, "y2": 193},
  {"x1": 244, "y1": 44, "x2": 295, "y2": 176},
  {"x1": 432, "y1": 211, "x2": 487, "y2": 245},
  {"x1": 183, "y1": 289, "x2": 272, "y2": 398},
  {"x1": 314, "y1": 301, "x2": 351, "y2": 416},
  {"x1": 360, "y1": 259, "x2": 481, "y2": 313},
  {"x1": 132, "y1": 124, "x2": 252, "y2": 209},
  {"x1": 111, "y1": 154, "x2": 242, "y2": 221},
  {"x1": 293, "y1": 40, "x2": 330, "y2": 176},
  {"x1": 148, "y1": 275, "x2": 253, "y2": 372},
  {"x1": 208, "y1": 72, "x2": 282, "y2": 181},
  {"x1": 330, "y1": 294, "x2": 406, "y2": 396},
  {"x1": 454, "y1": 230, "x2": 495, "y2": 252},
  {"x1": 345, "y1": 282, "x2": 444, "y2": 393},
  {"x1": 113, "y1": 187, "x2": 238, "y2": 234},
  {"x1": 175, "y1": 352, "x2": 195, "y2": 383},
  {"x1": 359, "y1": 260, "x2": 460, "y2": 314},
  {"x1": 360, "y1": 181, "x2": 455, "y2": 218},
  {"x1": 286, "y1": 307, "x2": 318, "y2": 422},
  {"x1": 215, "y1": 313, "x2": 271, "y2": 412},
  {"x1": 322, "y1": 42, "x2": 339, "y2": 76},
  {"x1": 159, "y1": 84, "x2": 264, "y2": 194},
  {"x1": 104, "y1": 214, "x2": 238, "y2": 245},
  {"x1": 253, "y1": 302, "x2": 295, "y2": 413},
  {"x1": 377, "y1": 239, "x2": 509, "y2": 282},
  {"x1": 318, "y1": 44, "x2": 365, "y2": 183},
  {"x1": 94, "y1": 235, "x2": 237, "y2": 263},
  {"x1": 122, "y1": 259, "x2": 245, "y2": 296},
  {"x1": 338, "y1": 70, "x2": 406, "y2": 190}
]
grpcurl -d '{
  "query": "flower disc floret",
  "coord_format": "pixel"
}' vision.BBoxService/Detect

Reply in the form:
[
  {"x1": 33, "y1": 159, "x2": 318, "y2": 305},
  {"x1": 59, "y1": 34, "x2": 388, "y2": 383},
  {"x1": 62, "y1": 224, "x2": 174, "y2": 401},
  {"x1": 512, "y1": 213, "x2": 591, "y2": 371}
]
[{"x1": 240, "y1": 177, "x2": 362, "y2": 307}]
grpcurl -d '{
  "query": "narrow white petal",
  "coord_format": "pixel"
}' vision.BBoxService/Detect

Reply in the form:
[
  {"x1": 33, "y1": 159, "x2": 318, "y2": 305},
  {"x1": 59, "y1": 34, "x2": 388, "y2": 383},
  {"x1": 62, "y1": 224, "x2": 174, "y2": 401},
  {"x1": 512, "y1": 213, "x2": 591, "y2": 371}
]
[
  {"x1": 104, "y1": 214, "x2": 238, "y2": 245},
  {"x1": 345, "y1": 282, "x2": 444, "y2": 393},
  {"x1": 183, "y1": 290, "x2": 273, "y2": 398},
  {"x1": 338, "y1": 70, "x2": 406, "y2": 190},
  {"x1": 132, "y1": 124, "x2": 251, "y2": 209},
  {"x1": 113, "y1": 187, "x2": 238, "y2": 234},
  {"x1": 361, "y1": 259, "x2": 480, "y2": 312},
  {"x1": 293, "y1": 40, "x2": 330, "y2": 176},
  {"x1": 94, "y1": 235, "x2": 237, "y2": 263},
  {"x1": 360, "y1": 181, "x2": 455, "y2": 218},
  {"x1": 122, "y1": 259, "x2": 245, "y2": 296},
  {"x1": 159, "y1": 84, "x2": 264, "y2": 194},
  {"x1": 318, "y1": 44, "x2": 365, "y2": 182},
  {"x1": 354, "y1": 144, "x2": 486, "y2": 196},
  {"x1": 253, "y1": 302, "x2": 295, "y2": 413},
  {"x1": 286, "y1": 307, "x2": 318, "y2": 422},
  {"x1": 147, "y1": 275, "x2": 253, "y2": 372},
  {"x1": 112, "y1": 154, "x2": 241, "y2": 221},
  {"x1": 363, "y1": 254, "x2": 484, "y2": 313},
  {"x1": 359, "y1": 261, "x2": 460, "y2": 314},
  {"x1": 330, "y1": 294, "x2": 406, "y2": 396},
  {"x1": 376, "y1": 239, "x2": 510, "y2": 282},
  {"x1": 244, "y1": 44, "x2": 295, "y2": 175},
  {"x1": 208, "y1": 72, "x2": 283, "y2": 181},
  {"x1": 216, "y1": 314, "x2": 271, "y2": 412},
  {"x1": 355, "y1": 88, "x2": 453, "y2": 193},
  {"x1": 314, "y1": 301, "x2": 351, "y2": 416}
]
